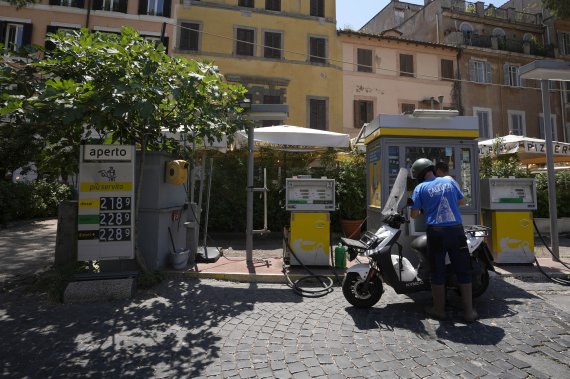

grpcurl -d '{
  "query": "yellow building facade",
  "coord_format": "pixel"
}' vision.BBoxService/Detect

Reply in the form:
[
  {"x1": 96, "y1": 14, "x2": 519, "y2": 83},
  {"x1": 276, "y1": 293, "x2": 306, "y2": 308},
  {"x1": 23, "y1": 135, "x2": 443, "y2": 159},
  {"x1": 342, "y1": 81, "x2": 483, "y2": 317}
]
[{"x1": 174, "y1": 0, "x2": 343, "y2": 132}]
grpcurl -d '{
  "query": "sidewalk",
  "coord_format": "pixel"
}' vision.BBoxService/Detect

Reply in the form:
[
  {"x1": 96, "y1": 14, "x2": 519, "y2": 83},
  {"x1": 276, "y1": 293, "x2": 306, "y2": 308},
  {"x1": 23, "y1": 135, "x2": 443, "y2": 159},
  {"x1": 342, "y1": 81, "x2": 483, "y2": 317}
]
[{"x1": 1, "y1": 218, "x2": 569, "y2": 287}]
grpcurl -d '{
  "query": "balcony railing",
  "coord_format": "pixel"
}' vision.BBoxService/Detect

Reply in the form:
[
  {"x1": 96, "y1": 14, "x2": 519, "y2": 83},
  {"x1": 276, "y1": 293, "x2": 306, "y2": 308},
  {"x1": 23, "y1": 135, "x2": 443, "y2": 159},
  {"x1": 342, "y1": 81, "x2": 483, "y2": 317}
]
[{"x1": 448, "y1": 0, "x2": 540, "y2": 25}]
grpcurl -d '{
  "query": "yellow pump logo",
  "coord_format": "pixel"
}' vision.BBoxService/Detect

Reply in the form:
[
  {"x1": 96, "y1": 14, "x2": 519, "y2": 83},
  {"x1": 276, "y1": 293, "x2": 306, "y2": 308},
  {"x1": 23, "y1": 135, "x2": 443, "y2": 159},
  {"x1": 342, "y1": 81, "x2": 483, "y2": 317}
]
[{"x1": 165, "y1": 160, "x2": 189, "y2": 185}]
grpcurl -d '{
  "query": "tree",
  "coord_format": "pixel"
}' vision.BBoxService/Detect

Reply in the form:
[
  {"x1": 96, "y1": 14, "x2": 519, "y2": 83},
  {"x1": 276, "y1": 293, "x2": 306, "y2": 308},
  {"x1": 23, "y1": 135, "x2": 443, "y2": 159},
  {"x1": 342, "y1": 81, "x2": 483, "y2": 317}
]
[
  {"x1": 543, "y1": 0, "x2": 570, "y2": 19},
  {"x1": 1, "y1": 27, "x2": 248, "y2": 271}
]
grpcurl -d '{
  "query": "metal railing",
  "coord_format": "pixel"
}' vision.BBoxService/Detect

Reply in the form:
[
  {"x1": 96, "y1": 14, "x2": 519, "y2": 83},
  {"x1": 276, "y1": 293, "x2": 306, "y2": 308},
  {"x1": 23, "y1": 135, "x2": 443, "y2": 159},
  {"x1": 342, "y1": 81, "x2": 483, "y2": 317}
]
[{"x1": 449, "y1": 0, "x2": 539, "y2": 25}]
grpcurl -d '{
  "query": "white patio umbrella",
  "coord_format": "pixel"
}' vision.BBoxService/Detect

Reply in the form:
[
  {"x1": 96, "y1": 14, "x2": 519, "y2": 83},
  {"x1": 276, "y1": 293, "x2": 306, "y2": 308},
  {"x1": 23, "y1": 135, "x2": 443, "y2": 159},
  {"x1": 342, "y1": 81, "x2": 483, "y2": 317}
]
[
  {"x1": 235, "y1": 125, "x2": 351, "y2": 151},
  {"x1": 478, "y1": 134, "x2": 570, "y2": 165}
]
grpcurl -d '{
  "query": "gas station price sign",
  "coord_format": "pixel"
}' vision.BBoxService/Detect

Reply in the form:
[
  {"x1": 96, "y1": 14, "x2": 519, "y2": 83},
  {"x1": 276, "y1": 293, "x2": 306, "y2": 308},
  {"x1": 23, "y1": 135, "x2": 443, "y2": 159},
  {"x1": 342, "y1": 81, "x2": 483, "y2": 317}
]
[{"x1": 77, "y1": 145, "x2": 135, "y2": 261}]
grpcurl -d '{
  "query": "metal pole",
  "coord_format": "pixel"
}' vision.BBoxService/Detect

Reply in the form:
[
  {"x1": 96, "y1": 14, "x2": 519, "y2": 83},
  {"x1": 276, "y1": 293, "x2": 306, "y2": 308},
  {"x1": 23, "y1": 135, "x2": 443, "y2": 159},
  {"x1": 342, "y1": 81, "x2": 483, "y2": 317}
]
[
  {"x1": 246, "y1": 124, "x2": 254, "y2": 262},
  {"x1": 540, "y1": 79, "x2": 560, "y2": 260}
]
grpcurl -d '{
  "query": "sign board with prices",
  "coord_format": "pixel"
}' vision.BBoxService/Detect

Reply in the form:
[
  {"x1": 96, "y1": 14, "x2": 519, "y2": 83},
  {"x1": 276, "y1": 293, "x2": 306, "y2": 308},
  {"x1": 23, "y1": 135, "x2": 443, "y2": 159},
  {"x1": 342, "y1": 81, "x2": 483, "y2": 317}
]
[{"x1": 78, "y1": 145, "x2": 135, "y2": 260}]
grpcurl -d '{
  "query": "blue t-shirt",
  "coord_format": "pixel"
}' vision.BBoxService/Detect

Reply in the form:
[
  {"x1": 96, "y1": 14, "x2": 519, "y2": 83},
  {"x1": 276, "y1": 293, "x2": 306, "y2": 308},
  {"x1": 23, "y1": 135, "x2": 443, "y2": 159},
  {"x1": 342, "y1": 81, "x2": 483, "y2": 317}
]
[{"x1": 411, "y1": 177, "x2": 464, "y2": 226}]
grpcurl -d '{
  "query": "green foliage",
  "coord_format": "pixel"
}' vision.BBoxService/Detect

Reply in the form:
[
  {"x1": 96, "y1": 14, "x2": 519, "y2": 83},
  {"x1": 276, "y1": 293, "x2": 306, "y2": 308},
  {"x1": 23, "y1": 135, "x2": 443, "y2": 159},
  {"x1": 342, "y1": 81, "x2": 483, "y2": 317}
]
[
  {"x1": 334, "y1": 151, "x2": 367, "y2": 220},
  {"x1": 6, "y1": 0, "x2": 36, "y2": 9},
  {"x1": 0, "y1": 180, "x2": 73, "y2": 225},
  {"x1": 29, "y1": 262, "x2": 85, "y2": 302},
  {"x1": 204, "y1": 149, "x2": 331, "y2": 233},
  {"x1": 543, "y1": 0, "x2": 570, "y2": 19},
  {"x1": 479, "y1": 137, "x2": 531, "y2": 179},
  {"x1": 534, "y1": 170, "x2": 570, "y2": 218}
]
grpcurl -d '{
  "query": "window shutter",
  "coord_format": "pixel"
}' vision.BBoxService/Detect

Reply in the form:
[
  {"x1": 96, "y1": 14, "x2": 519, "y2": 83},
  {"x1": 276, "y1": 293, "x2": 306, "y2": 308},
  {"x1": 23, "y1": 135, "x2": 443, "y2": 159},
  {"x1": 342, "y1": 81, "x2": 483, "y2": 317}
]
[
  {"x1": 138, "y1": 0, "x2": 147, "y2": 15},
  {"x1": 45, "y1": 25, "x2": 59, "y2": 50},
  {"x1": 353, "y1": 100, "x2": 359, "y2": 129},
  {"x1": 0, "y1": 22, "x2": 6, "y2": 42},
  {"x1": 503, "y1": 64, "x2": 509, "y2": 85},
  {"x1": 93, "y1": 0, "x2": 103, "y2": 11},
  {"x1": 162, "y1": 36, "x2": 169, "y2": 54},
  {"x1": 49, "y1": 0, "x2": 58, "y2": 5},
  {"x1": 468, "y1": 59, "x2": 475, "y2": 81},
  {"x1": 485, "y1": 61, "x2": 492, "y2": 83},
  {"x1": 76, "y1": 0, "x2": 85, "y2": 8},
  {"x1": 366, "y1": 101, "x2": 373, "y2": 123},
  {"x1": 22, "y1": 23, "x2": 33, "y2": 46},
  {"x1": 119, "y1": 0, "x2": 127, "y2": 13},
  {"x1": 559, "y1": 33, "x2": 565, "y2": 55},
  {"x1": 163, "y1": 0, "x2": 172, "y2": 18}
]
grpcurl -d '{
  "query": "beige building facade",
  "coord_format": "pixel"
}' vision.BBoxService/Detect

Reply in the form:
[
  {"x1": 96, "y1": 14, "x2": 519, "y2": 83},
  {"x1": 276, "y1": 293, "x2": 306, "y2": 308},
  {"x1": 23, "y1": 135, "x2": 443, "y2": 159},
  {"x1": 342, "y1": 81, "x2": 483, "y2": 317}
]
[
  {"x1": 174, "y1": 0, "x2": 343, "y2": 132},
  {"x1": 1, "y1": 1, "x2": 175, "y2": 52},
  {"x1": 340, "y1": 30, "x2": 458, "y2": 137},
  {"x1": 364, "y1": 0, "x2": 569, "y2": 143}
]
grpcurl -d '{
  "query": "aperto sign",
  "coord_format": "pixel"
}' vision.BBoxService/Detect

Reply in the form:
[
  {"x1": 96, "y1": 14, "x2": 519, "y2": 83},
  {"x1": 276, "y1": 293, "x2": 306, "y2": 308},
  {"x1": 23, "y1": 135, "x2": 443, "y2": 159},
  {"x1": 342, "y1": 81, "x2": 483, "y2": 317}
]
[
  {"x1": 83, "y1": 145, "x2": 133, "y2": 161},
  {"x1": 78, "y1": 145, "x2": 135, "y2": 261}
]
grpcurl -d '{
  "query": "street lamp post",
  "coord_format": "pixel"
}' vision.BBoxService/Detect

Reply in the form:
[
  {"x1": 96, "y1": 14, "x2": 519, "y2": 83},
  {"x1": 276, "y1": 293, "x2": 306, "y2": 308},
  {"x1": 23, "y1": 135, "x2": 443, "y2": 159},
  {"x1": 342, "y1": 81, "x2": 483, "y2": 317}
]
[
  {"x1": 241, "y1": 104, "x2": 288, "y2": 263},
  {"x1": 520, "y1": 60, "x2": 570, "y2": 261}
]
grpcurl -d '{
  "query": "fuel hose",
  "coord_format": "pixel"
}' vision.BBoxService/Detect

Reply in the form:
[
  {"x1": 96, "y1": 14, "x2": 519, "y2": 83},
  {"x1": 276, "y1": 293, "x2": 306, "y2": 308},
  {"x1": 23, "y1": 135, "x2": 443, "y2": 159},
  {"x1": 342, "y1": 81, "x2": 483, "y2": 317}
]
[{"x1": 532, "y1": 220, "x2": 570, "y2": 286}]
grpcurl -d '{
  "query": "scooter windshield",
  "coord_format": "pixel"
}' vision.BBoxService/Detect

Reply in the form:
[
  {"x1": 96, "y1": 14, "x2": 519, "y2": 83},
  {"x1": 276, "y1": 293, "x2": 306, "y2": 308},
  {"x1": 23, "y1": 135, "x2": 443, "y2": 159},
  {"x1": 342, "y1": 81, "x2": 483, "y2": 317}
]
[{"x1": 381, "y1": 168, "x2": 408, "y2": 216}]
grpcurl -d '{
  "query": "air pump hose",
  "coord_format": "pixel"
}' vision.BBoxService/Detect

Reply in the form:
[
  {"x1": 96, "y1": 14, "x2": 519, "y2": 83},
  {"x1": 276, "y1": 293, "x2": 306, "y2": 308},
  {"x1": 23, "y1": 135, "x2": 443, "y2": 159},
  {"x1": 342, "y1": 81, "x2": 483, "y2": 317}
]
[
  {"x1": 282, "y1": 234, "x2": 334, "y2": 298},
  {"x1": 532, "y1": 219, "x2": 570, "y2": 286}
]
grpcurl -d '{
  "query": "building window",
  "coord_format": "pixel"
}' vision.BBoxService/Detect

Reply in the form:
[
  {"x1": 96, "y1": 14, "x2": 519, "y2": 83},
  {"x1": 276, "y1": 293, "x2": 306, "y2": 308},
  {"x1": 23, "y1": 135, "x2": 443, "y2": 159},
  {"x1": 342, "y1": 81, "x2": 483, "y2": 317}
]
[
  {"x1": 179, "y1": 22, "x2": 200, "y2": 51},
  {"x1": 309, "y1": 98, "x2": 327, "y2": 130},
  {"x1": 503, "y1": 64, "x2": 521, "y2": 87},
  {"x1": 309, "y1": 36, "x2": 326, "y2": 64},
  {"x1": 3, "y1": 23, "x2": 24, "y2": 52},
  {"x1": 558, "y1": 32, "x2": 570, "y2": 56},
  {"x1": 2, "y1": 23, "x2": 32, "y2": 52},
  {"x1": 261, "y1": 95, "x2": 282, "y2": 127},
  {"x1": 354, "y1": 100, "x2": 373, "y2": 128},
  {"x1": 48, "y1": 0, "x2": 85, "y2": 7},
  {"x1": 98, "y1": 0, "x2": 126, "y2": 12},
  {"x1": 441, "y1": 59, "x2": 454, "y2": 80},
  {"x1": 399, "y1": 54, "x2": 414, "y2": 77},
  {"x1": 394, "y1": 9, "x2": 405, "y2": 25},
  {"x1": 265, "y1": 0, "x2": 280, "y2": 11},
  {"x1": 401, "y1": 103, "x2": 415, "y2": 114},
  {"x1": 474, "y1": 108, "x2": 492, "y2": 139},
  {"x1": 139, "y1": 0, "x2": 172, "y2": 17},
  {"x1": 357, "y1": 48, "x2": 373, "y2": 72},
  {"x1": 508, "y1": 111, "x2": 525, "y2": 136},
  {"x1": 310, "y1": 0, "x2": 325, "y2": 17},
  {"x1": 469, "y1": 59, "x2": 492, "y2": 83},
  {"x1": 539, "y1": 114, "x2": 557, "y2": 140},
  {"x1": 263, "y1": 31, "x2": 282, "y2": 59},
  {"x1": 238, "y1": 0, "x2": 254, "y2": 7},
  {"x1": 236, "y1": 27, "x2": 255, "y2": 56}
]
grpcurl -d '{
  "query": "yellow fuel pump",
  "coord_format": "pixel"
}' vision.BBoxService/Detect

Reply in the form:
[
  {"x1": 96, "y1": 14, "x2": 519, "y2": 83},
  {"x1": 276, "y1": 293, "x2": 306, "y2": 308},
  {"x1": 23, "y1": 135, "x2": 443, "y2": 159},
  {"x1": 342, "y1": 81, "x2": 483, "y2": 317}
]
[
  {"x1": 481, "y1": 178, "x2": 538, "y2": 264},
  {"x1": 285, "y1": 176, "x2": 335, "y2": 266}
]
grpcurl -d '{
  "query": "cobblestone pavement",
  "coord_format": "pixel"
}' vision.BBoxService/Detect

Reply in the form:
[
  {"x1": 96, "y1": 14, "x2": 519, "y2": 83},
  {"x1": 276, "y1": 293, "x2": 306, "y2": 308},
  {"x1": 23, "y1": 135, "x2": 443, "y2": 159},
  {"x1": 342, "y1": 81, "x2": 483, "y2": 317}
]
[{"x1": 1, "y1": 276, "x2": 569, "y2": 378}]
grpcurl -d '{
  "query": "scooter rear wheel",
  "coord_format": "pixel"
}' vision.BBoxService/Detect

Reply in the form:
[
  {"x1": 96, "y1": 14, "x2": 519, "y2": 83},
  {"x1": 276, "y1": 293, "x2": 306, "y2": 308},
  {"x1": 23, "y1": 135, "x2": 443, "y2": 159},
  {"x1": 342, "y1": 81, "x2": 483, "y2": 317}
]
[
  {"x1": 472, "y1": 269, "x2": 490, "y2": 298},
  {"x1": 342, "y1": 272, "x2": 383, "y2": 308}
]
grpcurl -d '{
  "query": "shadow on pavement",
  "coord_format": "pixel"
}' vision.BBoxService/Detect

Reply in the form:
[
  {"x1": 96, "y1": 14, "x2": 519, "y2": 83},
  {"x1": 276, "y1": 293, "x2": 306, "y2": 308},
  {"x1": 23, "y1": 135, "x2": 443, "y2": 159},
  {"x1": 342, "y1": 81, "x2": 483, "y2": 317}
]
[
  {"x1": 0, "y1": 279, "x2": 300, "y2": 378},
  {"x1": 344, "y1": 277, "x2": 542, "y2": 346}
]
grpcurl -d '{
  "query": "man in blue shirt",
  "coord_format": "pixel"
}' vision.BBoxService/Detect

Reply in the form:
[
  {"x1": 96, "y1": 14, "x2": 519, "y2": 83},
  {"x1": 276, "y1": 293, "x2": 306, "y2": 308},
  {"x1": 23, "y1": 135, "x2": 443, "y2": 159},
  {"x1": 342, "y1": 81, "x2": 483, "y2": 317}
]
[{"x1": 410, "y1": 158, "x2": 477, "y2": 323}]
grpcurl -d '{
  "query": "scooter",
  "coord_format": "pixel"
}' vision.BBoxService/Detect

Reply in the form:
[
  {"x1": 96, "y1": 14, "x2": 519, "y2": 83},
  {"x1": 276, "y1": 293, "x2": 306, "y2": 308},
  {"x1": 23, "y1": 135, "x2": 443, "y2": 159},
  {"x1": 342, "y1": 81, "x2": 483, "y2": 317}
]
[{"x1": 340, "y1": 168, "x2": 495, "y2": 308}]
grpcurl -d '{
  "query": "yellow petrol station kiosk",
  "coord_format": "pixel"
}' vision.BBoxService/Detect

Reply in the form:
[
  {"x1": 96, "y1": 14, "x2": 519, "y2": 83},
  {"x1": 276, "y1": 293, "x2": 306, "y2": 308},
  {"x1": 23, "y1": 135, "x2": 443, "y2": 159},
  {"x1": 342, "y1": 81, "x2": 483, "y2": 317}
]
[
  {"x1": 360, "y1": 110, "x2": 481, "y2": 254},
  {"x1": 481, "y1": 178, "x2": 537, "y2": 264}
]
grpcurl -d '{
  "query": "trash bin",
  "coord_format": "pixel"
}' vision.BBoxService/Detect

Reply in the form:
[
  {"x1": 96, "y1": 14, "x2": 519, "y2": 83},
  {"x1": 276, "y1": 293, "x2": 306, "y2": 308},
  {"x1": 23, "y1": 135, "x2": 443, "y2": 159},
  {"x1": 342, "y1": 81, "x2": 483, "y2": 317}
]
[{"x1": 171, "y1": 248, "x2": 189, "y2": 270}]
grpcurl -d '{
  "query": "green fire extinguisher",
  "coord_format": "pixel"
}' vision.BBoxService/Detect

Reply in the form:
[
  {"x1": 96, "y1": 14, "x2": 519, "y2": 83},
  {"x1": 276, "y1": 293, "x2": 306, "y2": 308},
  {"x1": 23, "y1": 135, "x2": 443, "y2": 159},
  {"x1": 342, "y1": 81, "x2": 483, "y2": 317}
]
[{"x1": 335, "y1": 243, "x2": 347, "y2": 269}]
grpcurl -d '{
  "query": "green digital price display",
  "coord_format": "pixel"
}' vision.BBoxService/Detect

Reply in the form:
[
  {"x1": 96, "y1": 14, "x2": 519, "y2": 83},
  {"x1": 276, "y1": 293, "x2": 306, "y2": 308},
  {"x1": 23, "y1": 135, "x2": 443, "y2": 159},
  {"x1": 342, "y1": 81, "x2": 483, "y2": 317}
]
[{"x1": 99, "y1": 211, "x2": 131, "y2": 226}]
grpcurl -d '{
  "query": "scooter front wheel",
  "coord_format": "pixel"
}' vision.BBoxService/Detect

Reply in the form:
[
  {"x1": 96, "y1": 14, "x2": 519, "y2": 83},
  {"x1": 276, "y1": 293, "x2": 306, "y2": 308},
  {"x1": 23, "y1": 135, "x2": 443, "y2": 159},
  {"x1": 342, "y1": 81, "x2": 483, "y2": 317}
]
[{"x1": 342, "y1": 272, "x2": 383, "y2": 308}]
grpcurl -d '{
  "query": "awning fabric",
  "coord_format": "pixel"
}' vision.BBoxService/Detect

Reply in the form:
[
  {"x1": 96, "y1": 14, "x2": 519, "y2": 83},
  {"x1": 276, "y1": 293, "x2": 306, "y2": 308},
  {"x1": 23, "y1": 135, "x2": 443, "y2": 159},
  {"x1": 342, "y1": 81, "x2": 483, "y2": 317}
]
[{"x1": 478, "y1": 135, "x2": 570, "y2": 164}]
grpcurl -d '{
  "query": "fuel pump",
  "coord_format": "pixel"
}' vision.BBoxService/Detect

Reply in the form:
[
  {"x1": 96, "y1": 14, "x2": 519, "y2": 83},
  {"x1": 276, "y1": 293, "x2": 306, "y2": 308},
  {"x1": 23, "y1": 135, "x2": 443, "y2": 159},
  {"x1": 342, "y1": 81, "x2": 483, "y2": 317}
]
[
  {"x1": 481, "y1": 178, "x2": 538, "y2": 264},
  {"x1": 284, "y1": 176, "x2": 335, "y2": 266}
]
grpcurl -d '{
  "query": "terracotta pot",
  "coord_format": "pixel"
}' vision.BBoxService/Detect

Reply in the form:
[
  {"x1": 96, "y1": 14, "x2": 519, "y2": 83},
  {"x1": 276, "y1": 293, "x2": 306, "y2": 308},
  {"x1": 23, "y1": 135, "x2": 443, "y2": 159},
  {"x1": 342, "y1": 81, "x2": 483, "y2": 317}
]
[{"x1": 340, "y1": 219, "x2": 364, "y2": 239}]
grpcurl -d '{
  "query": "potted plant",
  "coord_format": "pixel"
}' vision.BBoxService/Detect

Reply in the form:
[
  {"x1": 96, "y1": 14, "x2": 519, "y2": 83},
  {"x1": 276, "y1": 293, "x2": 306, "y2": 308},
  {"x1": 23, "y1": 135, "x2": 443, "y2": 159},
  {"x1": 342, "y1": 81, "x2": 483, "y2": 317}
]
[{"x1": 335, "y1": 151, "x2": 367, "y2": 238}]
